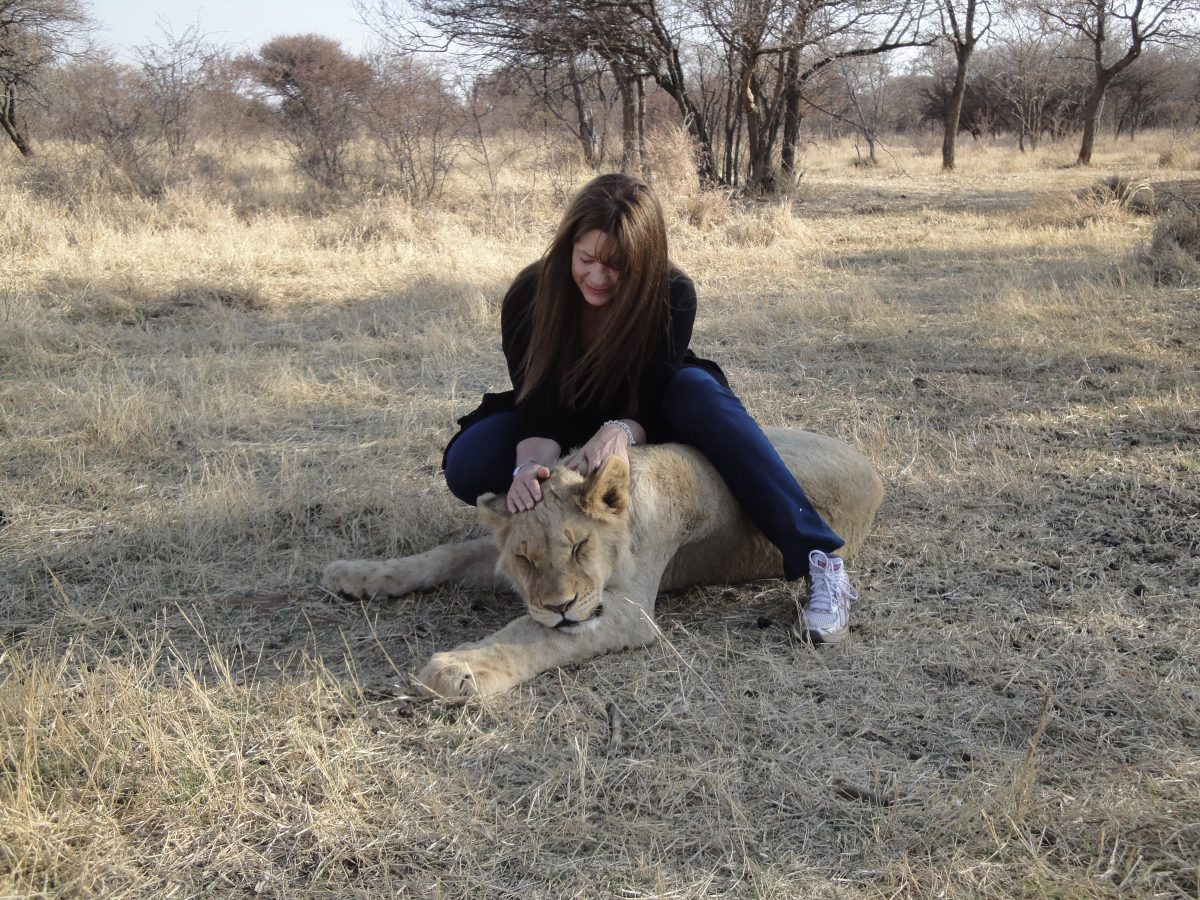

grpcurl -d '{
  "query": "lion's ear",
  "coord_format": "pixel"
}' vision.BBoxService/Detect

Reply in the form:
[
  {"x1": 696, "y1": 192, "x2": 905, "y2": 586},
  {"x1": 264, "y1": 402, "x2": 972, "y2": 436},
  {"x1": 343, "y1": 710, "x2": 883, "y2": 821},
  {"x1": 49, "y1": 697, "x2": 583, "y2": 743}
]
[
  {"x1": 580, "y1": 455, "x2": 630, "y2": 519},
  {"x1": 476, "y1": 492, "x2": 511, "y2": 530}
]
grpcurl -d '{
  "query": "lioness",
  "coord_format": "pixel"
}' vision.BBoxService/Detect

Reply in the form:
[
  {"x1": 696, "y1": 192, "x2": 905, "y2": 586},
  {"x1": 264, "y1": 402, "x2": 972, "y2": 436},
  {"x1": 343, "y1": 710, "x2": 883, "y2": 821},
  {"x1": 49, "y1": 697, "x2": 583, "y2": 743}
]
[{"x1": 322, "y1": 428, "x2": 884, "y2": 700}]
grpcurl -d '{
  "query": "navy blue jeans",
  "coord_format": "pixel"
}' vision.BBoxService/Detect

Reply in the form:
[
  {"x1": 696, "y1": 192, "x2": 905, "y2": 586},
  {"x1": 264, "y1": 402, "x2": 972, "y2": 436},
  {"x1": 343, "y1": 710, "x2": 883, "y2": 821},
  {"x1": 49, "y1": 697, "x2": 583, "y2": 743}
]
[{"x1": 443, "y1": 366, "x2": 843, "y2": 578}]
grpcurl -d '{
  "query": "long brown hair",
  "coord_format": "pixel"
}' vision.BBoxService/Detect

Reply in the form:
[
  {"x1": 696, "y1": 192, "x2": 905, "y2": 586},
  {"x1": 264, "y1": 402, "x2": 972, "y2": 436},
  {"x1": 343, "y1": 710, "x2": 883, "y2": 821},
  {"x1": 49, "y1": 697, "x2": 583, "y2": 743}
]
[{"x1": 517, "y1": 173, "x2": 672, "y2": 413}]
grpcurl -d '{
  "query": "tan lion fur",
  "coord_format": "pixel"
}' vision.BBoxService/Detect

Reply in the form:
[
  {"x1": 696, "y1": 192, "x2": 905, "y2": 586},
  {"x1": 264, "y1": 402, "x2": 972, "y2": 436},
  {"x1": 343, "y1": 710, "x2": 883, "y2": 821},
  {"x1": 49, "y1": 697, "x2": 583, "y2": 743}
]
[{"x1": 321, "y1": 427, "x2": 884, "y2": 700}]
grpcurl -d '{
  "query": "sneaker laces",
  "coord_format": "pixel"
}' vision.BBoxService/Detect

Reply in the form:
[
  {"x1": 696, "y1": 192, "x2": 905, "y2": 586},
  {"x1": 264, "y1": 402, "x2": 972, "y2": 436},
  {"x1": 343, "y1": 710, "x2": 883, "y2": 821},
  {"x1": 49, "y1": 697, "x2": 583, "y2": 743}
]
[{"x1": 806, "y1": 549, "x2": 858, "y2": 613}]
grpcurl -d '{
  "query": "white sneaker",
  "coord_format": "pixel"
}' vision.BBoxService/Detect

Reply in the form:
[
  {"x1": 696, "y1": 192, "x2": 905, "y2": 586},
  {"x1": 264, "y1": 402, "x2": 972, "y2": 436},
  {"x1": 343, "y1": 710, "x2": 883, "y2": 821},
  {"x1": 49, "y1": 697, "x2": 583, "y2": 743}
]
[{"x1": 794, "y1": 549, "x2": 858, "y2": 644}]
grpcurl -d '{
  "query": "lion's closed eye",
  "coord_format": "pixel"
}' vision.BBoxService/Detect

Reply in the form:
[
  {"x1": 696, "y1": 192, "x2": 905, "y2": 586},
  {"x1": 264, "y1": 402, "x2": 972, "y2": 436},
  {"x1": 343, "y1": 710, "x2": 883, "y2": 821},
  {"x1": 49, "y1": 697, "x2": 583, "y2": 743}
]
[
  {"x1": 571, "y1": 539, "x2": 588, "y2": 560},
  {"x1": 514, "y1": 553, "x2": 536, "y2": 570}
]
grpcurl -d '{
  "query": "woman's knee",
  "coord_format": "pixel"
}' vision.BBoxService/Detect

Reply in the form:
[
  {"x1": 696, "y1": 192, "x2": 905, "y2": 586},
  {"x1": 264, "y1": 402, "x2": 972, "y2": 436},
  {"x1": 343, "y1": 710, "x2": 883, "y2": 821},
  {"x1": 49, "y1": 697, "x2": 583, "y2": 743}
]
[
  {"x1": 443, "y1": 448, "x2": 484, "y2": 505},
  {"x1": 442, "y1": 413, "x2": 516, "y2": 505}
]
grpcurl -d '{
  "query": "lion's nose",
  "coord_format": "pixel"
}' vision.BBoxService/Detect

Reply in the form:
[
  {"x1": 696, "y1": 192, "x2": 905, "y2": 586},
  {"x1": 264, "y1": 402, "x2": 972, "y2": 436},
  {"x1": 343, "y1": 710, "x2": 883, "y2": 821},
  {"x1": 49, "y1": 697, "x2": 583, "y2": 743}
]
[{"x1": 543, "y1": 599, "x2": 574, "y2": 616}]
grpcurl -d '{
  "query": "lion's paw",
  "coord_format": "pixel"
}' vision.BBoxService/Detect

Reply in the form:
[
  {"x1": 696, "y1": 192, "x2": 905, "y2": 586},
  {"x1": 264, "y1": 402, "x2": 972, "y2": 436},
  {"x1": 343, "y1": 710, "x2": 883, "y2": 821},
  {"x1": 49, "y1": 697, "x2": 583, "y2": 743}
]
[
  {"x1": 321, "y1": 560, "x2": 409, "y2": 600},
  {"x1": 414, "y1": 652, "x2": 510, "y2": 702}
]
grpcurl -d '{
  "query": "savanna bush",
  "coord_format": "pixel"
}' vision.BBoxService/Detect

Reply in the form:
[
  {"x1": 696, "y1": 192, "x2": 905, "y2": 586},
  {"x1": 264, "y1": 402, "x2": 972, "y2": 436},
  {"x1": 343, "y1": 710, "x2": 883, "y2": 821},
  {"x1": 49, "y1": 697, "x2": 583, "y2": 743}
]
[
  {"x1": 1146, "y1": 205, "x2": 1200, "y2": 285},
  {"x1": 642, "y1": 124, "x2": 702, "y2": 199},
  {"x1": 1081, "y1": 174, "x2": 1157, "y2": 215}
]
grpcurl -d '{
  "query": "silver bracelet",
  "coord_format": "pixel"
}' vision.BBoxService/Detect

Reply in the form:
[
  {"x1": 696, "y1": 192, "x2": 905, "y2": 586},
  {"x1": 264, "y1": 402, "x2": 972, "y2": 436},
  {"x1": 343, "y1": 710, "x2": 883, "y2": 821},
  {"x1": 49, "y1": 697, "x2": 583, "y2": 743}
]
[
  {"x1": 512, "y1": 459, "x2": 540, "y2": 478},
  {"x1": 603, "y1": 419, "x2": 636, "y2": 446}
]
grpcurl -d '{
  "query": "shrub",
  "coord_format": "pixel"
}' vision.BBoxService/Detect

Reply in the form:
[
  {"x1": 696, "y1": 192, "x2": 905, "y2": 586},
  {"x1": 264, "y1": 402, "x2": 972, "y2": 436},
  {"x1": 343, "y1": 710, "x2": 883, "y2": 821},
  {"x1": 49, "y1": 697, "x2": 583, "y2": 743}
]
[
  {"x1": 1080, "y1": 175, "x2": 1156, "y2": 215},
  {"x1": 243, "y1": 35, "x2": 373, "y2": 188},
  {"x1": 642, "y1": 124, "x2": 701, "y2": 198},
  {"x1": 1145, "y1": 204, "x2": 1200, "y2": 285}
]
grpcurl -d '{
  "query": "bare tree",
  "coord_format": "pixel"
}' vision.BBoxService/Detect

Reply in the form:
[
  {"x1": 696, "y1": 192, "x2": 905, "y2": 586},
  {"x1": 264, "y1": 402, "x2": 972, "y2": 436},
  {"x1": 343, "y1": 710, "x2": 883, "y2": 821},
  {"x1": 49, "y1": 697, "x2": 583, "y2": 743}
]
[
  {"x1": 702, "y1": 0, "x2": 933, "y2": 191},
  {"x1": 839, "y1": 53, "x2": 893, "y2": 165},
  {"x1": 359, "y1": 0, "x2": 636, "y2": 169},
  {"x1": 938, "y1": 0, "x2": 989, "y2": 170},
  {"x1": 978, "y1": 8, "x2": 1084, "y2": 150},
  {"x1": 1033, "y1": 0, "x2": 1200, "y2": 165},
  {"x1": 363, "y1": 51, "x2": 463, "y2": 200},
  {"x1": 53, "y1": 56, "x2": 165, "y2": 194},
  {"x1": 0, "y1": 0, "x2": 90, "y2": 156},
  {"x1": 243, "y1": 35, "x2": 374, "y2": 186},
  {"x1": 134, "y1": 22, "x2": 223, "y2": 160},
  {"x1": 1108, "y1": 48, "x2": 1192, "y2": 138},
  {"x1": 363, "y1": 0, "x2": 931, "y2": 190},
  {"x1": 359, "y1": 0, "x2": 721, "y2": 180},
  {"x1": 1153, "y1": 46, "x2": 1200, "y2": 130},
  {"x1": 503, "y1": 55, "x2": 611, "y2": 167}
]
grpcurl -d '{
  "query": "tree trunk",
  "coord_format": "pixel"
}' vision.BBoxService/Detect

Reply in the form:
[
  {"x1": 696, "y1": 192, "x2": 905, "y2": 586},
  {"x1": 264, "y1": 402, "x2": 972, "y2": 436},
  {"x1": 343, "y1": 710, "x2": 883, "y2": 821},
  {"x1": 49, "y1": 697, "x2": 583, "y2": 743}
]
[
  {"x1": 0, "y1": 114, "x2": 34, "y2": 156},
  {"x1": 615, "y1": 66, "x2": 640, "y2": 172},
  {"x1": 780, "y1": 48, "x2": 803, "y2": 177},
  {"x1": 567, "y1": 57, "x2": 597, "y2": 166},
  {"x1": 635, "y1": 74, "x2": 645, "y2": 160},
  {"x1": 721, "y1": 52, "x2": 740, "y2": 184},
  {"x1": 1076, "y1": 80, "x2": 1108, "y2": 166},
  {"x1": 941, "y1": 44, "x2": 972, "y2": 172},
  {"x1": 741, "y1": 67, "x2": 774, "y2": 193},
  {"x1": 683, "y1": 105, "x2": 717, "y2": 183},
  {"x1": 1, "y1": 86, "x2": 35, "y2": 157},
  {"x1": 1077, "y1": 31, "x2": 1142, "y2": 166},
  {"x1": 723, "y1": 116, "x2": 737, "y2": 185}
]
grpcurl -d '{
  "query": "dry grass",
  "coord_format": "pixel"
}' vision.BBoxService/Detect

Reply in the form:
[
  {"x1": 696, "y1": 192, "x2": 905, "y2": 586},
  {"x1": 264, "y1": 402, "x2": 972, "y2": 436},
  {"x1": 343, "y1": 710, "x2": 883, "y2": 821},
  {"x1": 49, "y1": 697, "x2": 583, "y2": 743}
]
[
  {"x1": 1146, "y1": 201, "x2": 1200, "y2": 286},
  {"x1": 2, "y1": 131, "x2": 1199, "y2": 898}
]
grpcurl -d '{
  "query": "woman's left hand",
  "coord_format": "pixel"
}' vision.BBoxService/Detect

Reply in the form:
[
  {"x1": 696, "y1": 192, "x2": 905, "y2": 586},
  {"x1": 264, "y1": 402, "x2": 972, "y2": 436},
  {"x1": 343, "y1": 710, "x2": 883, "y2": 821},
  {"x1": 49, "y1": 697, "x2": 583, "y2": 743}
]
[{"x1": 564, "y1": 420, "x2": 643, "y2": 475}]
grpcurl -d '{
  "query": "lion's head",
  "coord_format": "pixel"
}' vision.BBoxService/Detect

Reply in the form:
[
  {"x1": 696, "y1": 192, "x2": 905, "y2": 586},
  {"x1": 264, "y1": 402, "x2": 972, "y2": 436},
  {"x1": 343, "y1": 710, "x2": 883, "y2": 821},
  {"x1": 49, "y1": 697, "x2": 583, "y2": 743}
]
[{"x1": 477, "y1": 456, "x2": 632, "y2": 630}]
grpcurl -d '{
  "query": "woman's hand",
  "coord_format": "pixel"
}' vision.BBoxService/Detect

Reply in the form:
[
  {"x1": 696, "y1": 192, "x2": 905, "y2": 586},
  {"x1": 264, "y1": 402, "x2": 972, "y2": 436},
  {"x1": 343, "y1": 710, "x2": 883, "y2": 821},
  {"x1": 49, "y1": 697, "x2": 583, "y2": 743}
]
[
  {"x1": 564, "y1": 420, "x2": 643, "y2": 476},
  {"x1": 508, "y1": 461, "x2": 551, "y2": 514},
  {"x1": 507, "y1": 437, "x2": 560, "y2": 514}
]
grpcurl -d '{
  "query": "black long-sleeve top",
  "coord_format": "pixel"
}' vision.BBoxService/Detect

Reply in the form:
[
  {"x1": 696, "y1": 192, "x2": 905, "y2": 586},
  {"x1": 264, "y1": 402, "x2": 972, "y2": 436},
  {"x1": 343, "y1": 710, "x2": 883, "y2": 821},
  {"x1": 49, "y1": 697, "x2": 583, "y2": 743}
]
[{"x1": 497, "y1": 262, "x2": 726, "y2": 450}]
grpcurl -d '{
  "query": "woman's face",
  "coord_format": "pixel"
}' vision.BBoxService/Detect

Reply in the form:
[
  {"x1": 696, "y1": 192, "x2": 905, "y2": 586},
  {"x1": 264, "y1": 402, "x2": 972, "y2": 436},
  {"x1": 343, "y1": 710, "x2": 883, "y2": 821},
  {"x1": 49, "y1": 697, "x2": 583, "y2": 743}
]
[{"x1": 572, "y1": 229, "x2": 620, "y2": 308}]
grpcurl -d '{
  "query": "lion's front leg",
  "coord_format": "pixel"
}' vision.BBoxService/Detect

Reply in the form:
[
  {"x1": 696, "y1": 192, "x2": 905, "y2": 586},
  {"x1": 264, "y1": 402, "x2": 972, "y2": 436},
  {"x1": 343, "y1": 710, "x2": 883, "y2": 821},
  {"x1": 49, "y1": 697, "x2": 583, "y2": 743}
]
[
  {"x1": 415, "y1": 594, "x2": 657, "y2": 700},
  {"x1": 322, "y1": 537, "x2": 504, "y2": 600}
]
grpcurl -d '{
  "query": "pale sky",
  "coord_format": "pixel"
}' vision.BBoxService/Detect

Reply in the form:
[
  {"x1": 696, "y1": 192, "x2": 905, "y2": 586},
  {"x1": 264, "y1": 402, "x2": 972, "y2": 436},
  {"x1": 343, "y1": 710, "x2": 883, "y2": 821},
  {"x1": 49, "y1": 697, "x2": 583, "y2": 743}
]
[{"x1": 87, "y1": 0, "x2": 379, "y2": 57}]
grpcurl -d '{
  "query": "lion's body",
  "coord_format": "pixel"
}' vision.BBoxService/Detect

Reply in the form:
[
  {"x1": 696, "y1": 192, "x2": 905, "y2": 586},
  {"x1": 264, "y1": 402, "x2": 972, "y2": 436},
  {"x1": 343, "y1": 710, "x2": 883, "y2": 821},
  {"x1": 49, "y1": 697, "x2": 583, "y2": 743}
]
[{"x1": 322, "y1": 428, "x2": 884, "y2": 700}]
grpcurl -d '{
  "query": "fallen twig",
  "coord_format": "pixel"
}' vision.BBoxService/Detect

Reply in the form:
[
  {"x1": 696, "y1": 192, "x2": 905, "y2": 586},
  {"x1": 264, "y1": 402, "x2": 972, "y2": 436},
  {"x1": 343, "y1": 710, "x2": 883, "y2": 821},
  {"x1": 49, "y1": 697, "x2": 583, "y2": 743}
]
[
  {"x1": 605, "y1": 701, "x2": 624, "y2": 757},
  {"x1": 833, "y1": 779, "x2": 895, "y2": 807}
]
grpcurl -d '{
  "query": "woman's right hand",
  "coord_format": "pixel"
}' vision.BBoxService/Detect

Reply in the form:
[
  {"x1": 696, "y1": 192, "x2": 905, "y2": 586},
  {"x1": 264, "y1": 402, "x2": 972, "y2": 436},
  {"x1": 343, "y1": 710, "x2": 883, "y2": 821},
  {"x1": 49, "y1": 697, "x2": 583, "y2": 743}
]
[{"x1": 507, "y1": 461, "x2": 551, "y2": 514}]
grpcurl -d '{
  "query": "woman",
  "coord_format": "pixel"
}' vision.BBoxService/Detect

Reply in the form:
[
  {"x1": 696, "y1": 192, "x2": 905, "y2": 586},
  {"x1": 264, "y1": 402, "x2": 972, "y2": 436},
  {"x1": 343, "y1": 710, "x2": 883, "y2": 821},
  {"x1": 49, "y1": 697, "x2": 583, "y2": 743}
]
[{"x1": 442, "y1": 173, "x2": 858, "y2": 643}]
